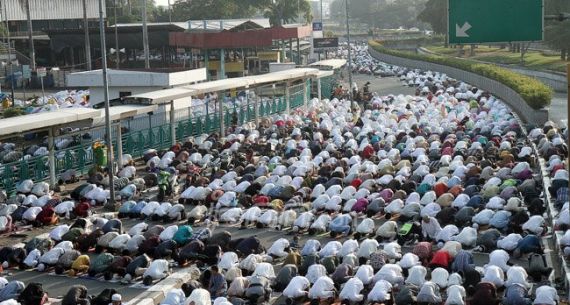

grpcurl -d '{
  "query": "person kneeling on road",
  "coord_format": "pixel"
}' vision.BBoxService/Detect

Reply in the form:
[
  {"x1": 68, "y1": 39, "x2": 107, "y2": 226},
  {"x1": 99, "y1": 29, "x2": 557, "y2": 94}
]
[{"x1": 143, "y1": 259, "x2": 170, "y2": 286}]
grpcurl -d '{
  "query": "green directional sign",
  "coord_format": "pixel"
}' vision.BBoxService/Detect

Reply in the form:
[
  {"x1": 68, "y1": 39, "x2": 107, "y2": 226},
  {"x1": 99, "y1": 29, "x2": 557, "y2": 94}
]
[{"x1": 448, "y1": 0, "x2": 543, "y2": 44}]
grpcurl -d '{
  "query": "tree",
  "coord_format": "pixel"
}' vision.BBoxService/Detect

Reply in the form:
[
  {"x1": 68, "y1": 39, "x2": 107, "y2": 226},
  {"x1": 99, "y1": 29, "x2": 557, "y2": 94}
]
[
  {"x1": 171, "y1": 0, "x2": 266, "y2": 21},
  {"x1": 544, "y1": 0, "x2": 570, "y2": 60},
  {"x1": 263, "y1": 0, "x2": 312, "y2": 27},
  {"x1": 330, "y1": 0, "x2": 427, "y2": 29},
  {"x1": 417, "y1": 0, "x2": 446, "y2": 34},
  {"x1": 106, "y1": 0, "x2": 158, "y2": 23}
]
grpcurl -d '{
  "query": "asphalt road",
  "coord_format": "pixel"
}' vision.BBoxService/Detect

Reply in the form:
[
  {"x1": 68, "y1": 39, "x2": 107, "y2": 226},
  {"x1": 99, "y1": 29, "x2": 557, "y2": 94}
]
[
  {"x1": 548, "y1": 92, "x2": 568, "y2": 128},
  {"x1": 0, "y1": 75, "x2": 557, "y2": 304}
]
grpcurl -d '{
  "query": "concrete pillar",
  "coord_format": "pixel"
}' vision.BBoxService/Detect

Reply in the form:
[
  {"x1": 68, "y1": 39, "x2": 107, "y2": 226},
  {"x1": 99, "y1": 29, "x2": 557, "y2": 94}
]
[
  {"x1": 116, "y1": 123, "x2": 124, "y2": 169},
  {"x1": 219, "y1": 48, "x2": 225, "y2": 80},
  {"x1": 296, "y1": 38, "x2": 301, "y2": 65},
  {"x1": 289, "y1": 38, "x2": 293, "y2": 62},
  {"x1": 254, "y1": 94, "x2": 259, "y2": 126},
  {"x1": 219, "y1": 93, "x2": 225, "y2": 136},
  {"x1": 204, "y1": 49, "x2": 209, "y2": 80},
  {"x1": 170, "y1": 100, "x2": 176, "y2": 145},
  {"x1": 48, "y1": 128, "x2": 56, "y2": 187},
  {"x1": 317, "y1": 78, "x2": 322, "y2": 100},
  {"x1": 285, "y1": 82, "x2": 291, "y2": 114},
  {"x1": 280, "y1": 41, "x2": 285, "y2": 63}
]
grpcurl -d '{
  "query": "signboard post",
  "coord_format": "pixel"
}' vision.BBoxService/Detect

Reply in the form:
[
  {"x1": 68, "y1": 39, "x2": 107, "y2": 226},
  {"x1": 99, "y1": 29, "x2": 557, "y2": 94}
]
[
  {"x1": 312, "y1": 22, "x2": 323, "y2": 32},
  {"x1": 37, "y1": 67, "x2": 46, "y2": 102},
  {"x1": 448, "y1": 0, "x2": 543, "y2": 44},
  {"x1": 313, "y1": 38, "x2": 339, "y2": 49}
]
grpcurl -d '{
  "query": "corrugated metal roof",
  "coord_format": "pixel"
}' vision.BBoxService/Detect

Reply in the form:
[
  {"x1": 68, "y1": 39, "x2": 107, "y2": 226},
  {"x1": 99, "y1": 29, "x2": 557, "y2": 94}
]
[
  {"x1": 3, "y1": 0, "x2": 104, "y2": 21},
  {"x1": 187, "y1": 18, "x2": 271, "y2": 31}
]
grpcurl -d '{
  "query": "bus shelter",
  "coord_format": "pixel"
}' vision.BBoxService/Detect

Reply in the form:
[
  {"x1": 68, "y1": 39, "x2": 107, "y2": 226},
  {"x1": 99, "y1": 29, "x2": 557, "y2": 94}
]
[
  {"x1": 0, "y1": 108, "x2": 100, "y2": 190},
  {"x1": 309, "y1": 59, "x2": 347, "y2": 98}
]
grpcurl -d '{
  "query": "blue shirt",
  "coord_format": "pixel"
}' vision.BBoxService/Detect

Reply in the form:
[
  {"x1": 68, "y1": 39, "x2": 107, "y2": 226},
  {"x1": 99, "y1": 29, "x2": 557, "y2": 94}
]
[
  {"x1": 489, "y1": 210, "x2": 511, "y2": 229},
  {"x1": 330, "y1": 214, "x2": 352, "y2": 231}
]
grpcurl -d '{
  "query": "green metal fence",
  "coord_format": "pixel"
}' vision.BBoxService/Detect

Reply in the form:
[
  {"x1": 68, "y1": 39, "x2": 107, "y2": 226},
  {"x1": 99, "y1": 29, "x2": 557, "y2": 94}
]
[
  {"x1": 0, "y1": 91, "x2": 308, "y2": 194},
  {"x1": 321, "y1": 76, "x2": 335, "y2": 99}
]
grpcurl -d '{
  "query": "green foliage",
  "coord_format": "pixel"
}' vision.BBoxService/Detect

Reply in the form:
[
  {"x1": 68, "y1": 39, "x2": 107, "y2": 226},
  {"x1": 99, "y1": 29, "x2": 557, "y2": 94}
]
[
  {"x1": 369, "y1": 40, "x2": 553, "y2": 109},
  {"x1": 172, "y1": 0, "x2": 265, "y2": 21},
  {"x1": 544, "y1": 0, "x2": 570, "y2": 54},
  {"x1": 2, "y1": 107, "x2": 24, "y2": 118},
  {"x1": 380, "y1": 36, "x2": 444, "y2": 47},
  {"x1": 263, "y1": 0, "x2": 312, "y2": 26},
  {"x1": 106, "y1": 0, "x2": 158, "y2": 23},
  {"x1": 417, "y1": 0, "x2": 446, "y2": 34},
  {"x1": 330, "y1": 0, "x2": 428, "y2": 29}
]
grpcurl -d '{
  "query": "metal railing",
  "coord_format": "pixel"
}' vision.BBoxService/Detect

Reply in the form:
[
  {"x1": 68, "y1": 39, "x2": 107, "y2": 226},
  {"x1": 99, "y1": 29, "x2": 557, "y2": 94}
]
[{"x1": 0, "y1": 86, "x2": 311, "y2": 193}]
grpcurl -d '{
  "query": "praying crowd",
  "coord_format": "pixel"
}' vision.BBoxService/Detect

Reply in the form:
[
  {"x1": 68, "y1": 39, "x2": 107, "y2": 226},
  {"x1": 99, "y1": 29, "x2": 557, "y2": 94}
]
[{"x1": 0, "y1": 46, "x2": 566, "y2": 305}]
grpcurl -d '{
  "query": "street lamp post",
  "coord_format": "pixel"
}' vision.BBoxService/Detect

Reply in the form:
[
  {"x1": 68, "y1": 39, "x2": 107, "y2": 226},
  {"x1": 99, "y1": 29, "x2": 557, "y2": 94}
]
[
  {"x1": 25, "y1": 0, "x2": 36, "y2": 70},
  {"x1": 345, "y1": 0, "x2": 353, "y2": 100},
  {"x1": 83, "y1": 0, "x2": 92, "y2": 70},
  {"x1": 1, "y1": 0, "x2": 14, "y2": 101},
  {"x1": 98, "y1": 0, "x2": 116, "y2": 207},
  {"x1": 142, "y1": 0, "x2": 150, "y2": 68},
  {"x1": 114, "y1": 0, "x2": 120, "y2": 69}
]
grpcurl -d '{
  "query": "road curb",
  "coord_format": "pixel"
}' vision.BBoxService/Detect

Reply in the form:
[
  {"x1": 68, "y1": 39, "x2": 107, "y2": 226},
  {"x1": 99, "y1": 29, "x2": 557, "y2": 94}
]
[{"x1": 125, "y1": 266, "x2": 195, "y2": 305}]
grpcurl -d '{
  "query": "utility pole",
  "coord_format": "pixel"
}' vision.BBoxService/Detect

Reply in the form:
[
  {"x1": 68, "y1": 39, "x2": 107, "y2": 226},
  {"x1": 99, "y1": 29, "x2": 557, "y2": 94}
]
[
  {"x1": 25, "y1": 0, "x2": 36, "y2": 70},
  {"x1": 298, "y1": 0, "x2": 301, "y2": 23},
  {"x1": 114, "y1": 0, "x2": 120, "y2": 69},
  {"x1": 320, "y1": 0, "x2": 323, "y2": 22},
  {"x1": 318, "y1": 0, "x2": 323, "y2": 60},
  {"x1": 1, "y1": 0, "x2": 14, "y2": 100},
  {"x1": 142, "y1": 0, "x2": 150, "y2": 68},
  {"x1": 168, "y1": 0, "x2": 172, "y2": 23},
  {"x1": 345, "y1": 0, "x2": 353, "y2": 100},
  {"x1": 98, "y1": 0, "x2": 116, "y2": 207},
  {"x1": 83, "y1": 0, "x2": 92, "y2": 70}
]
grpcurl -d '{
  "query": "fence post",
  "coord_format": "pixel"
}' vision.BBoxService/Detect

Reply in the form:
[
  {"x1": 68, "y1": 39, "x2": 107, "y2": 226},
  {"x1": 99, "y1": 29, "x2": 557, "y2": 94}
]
[
  {"x1": 219, "y1": 94, "x2": 225, "y2": 137},
  {"x1": 48, "y1": 127, "x2": 56, "y2": 187},
  {"x1": 317, "y1": 77, "x2": 322, "y2": 101},
  {"x1": 304, "y1": 79, "x2": 309, "y2": 108},
  {"x1": 116, "y1": 123, "x2": 124, "y2": 169},
  {"x1": 285, "y1": 81, "x2": 291, "y2": 114},
  {"x1": 254, "y1": 96, "x2": 260, "y2": 126},
  {"x1": 170, "y1": 100, "x2": 176, "y2": 146}
]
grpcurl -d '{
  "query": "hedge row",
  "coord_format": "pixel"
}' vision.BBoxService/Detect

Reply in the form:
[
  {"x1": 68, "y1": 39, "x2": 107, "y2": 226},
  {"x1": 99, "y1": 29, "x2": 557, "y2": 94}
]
[
  {"x1": 380, "y1": 36, "x2": 445, "y2": 48},
  {"x1": 368, "y1": 40, "x2": 552, "y2": 109}
]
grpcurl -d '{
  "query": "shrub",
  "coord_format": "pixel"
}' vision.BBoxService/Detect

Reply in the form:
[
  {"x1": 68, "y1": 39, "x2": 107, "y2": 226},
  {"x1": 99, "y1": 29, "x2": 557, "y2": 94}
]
[
  {"x1": 368, "y1": 40, "x2": 552, "y2": 109},
  {"x1": 2, "y1": 107, "x2": 24, "y2": 118}
]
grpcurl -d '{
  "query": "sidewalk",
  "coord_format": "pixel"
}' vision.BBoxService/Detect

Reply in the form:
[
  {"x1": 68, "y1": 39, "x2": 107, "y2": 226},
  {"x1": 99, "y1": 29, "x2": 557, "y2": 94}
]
[{"x1": 548, "y1": 92, "x2": 568, "y2": 127}]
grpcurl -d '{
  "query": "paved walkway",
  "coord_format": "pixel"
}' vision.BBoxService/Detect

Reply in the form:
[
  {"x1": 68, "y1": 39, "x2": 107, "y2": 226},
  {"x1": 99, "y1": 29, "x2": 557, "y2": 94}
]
[{"x1": 548, "y1": 92, "x2": 568, "y2": 128}]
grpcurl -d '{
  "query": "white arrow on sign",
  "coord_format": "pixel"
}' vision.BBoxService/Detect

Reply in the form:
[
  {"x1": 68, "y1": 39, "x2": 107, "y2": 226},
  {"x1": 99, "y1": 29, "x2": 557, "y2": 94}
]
[{"x1": 456, "y1": 22, "x2": 472, "y2": 37}]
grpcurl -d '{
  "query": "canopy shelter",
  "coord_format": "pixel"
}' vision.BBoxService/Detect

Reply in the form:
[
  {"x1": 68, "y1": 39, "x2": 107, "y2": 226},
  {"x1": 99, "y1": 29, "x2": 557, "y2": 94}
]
[
  {"x1": 0, "y1": 108, "x2": 100, "y2": 139},
  {"x1": 0, "y1": 105, "x2": 164, "y2": 189},
  {"x1": 309, "y1": 59, "x2": 347, "y2": 70},
  {"x1": 127, "y1": 68, "x2": 320, "y2": 136},
  {"x1": 0, "y1": 108, "x2": 100, "y2": 187},
  {"x1": 128, "y1": 68, "x2": 320, "y2": 102},
  {"x1": 314, "y1": 70, "x2": 335, "y2": 100}
]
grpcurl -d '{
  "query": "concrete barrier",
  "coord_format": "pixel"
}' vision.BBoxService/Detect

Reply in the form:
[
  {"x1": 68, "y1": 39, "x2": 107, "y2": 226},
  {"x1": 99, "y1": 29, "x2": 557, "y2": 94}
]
[
  {"x1": 126, "y1": 266, "x2": 195, "y2": 305},
  {"x1": 368, "y1": 47, "x2": 549, "y2": 125},
  {"x1": 417, "y1": 47, "x2": 567, "y2": 93}
]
